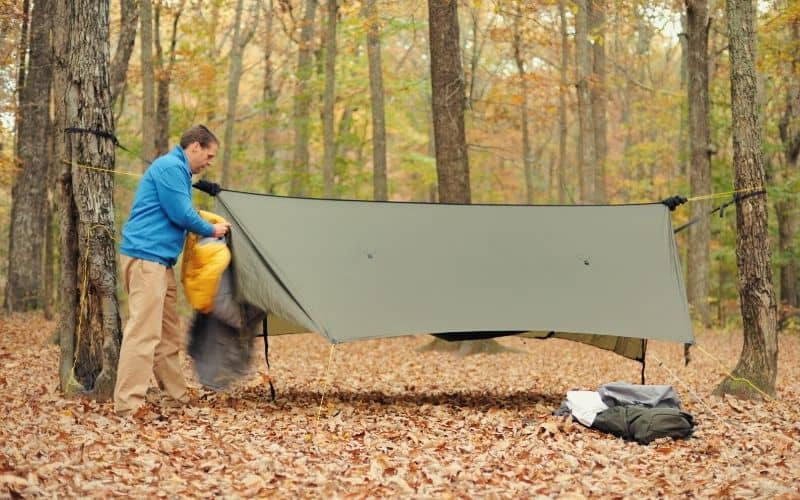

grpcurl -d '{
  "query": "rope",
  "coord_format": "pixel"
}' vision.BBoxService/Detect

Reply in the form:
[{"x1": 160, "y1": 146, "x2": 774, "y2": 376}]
[
  {"x1": 686, "y1": 186, "x2": 765, "y2": 202},
  {"x1": 72, "y1": 224, "x2": 117, "y2": 374},
  {"x1": 314, "y1": 344, "x2": 337, "y2": 427},
  {"x1": 62, "y1": 159, "x2": 142, "y2": 178},
  {"x1": 650, "y1": 351, "x2": 734, "y2": 431},
  {"x1": 694, "y1": 345, "x2": 774, "y2": 401}
]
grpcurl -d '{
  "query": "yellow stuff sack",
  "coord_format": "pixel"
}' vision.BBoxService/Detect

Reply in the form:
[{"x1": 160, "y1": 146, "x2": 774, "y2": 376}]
[{"x1": 181, "y1": 210, "x2": 231, "y2": 313}]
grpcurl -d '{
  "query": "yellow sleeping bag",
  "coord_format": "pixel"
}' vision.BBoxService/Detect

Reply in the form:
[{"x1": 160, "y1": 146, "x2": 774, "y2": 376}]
[{"x1": 181, "y1": 210, "x2": 231, "y2": 313}]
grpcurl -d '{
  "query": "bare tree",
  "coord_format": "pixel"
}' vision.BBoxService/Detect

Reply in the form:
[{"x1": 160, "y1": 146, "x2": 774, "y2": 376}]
[
  {"x1": 52, "y1": 0, "x2": 121, "y2": 400},
  {"x1": 685, "y1": 0, "x2": 713, "y2": 328},
  {"x1": 262, "y1": 0, "x2": 279, "y2": 193},
  {"x1": 714, "y1": 0, "x2": 778, "y2": 398},
  {"x1": 5, "y1": 0, "x2": 52, "y2": 312},
  {"x1": 364, "y1": 0, "x2": 388, "y2": 201}
]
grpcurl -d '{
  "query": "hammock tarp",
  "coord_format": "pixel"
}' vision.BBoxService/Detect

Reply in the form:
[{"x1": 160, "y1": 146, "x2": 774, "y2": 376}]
[{"x1": 213, "y1": 192, "x2": 694, "y2": 362}]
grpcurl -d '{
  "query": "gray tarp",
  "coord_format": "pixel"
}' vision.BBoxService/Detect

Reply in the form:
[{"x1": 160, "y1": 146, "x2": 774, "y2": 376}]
[{"x1": 214, "y1": 192, "x2": 694, "y2": 360}]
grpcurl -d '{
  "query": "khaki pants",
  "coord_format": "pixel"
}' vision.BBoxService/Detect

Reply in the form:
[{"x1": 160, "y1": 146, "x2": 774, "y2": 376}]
[{"x1": 114, "y1": 256, "x2": 188, "y2": 415}]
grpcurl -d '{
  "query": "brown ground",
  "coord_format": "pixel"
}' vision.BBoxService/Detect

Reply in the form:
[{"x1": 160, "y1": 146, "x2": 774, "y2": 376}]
[{"x1": 1, "y1": 313, "x2": 799, "y2": 498}]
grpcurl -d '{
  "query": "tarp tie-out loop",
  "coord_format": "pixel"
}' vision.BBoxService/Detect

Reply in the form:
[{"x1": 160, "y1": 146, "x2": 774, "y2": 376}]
[
  {"x1": 262, "y1": 317, "x2": 276, "y2": 401},
  {"x1": 660, "y1": 195, "x2": 688, "y2": 211},
  {"x1": 65, "y1": 127, "x2": 131, "y2": 152}
]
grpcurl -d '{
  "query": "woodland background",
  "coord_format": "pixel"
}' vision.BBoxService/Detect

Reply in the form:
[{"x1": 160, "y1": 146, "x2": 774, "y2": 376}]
[
  {"x1": 0, "y1": 0, "x2": 799, "y2": 496},
  {"x1": 0, "y1": 0, "x2": 798, "y2": 330}
]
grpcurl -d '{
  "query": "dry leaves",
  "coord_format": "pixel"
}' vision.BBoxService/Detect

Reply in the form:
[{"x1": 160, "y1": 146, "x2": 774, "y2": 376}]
[{"x1": 1, "y1": 313, "x2": 799, "y2": 497}]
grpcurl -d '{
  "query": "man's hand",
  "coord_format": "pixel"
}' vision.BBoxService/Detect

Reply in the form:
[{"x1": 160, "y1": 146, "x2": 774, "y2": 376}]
[
  {"x1": 193, "y1": 179, "x2": 222, "y2": 196},
  {"x1": 212, "y1": 222, "x2": 231, "y2": 238}
]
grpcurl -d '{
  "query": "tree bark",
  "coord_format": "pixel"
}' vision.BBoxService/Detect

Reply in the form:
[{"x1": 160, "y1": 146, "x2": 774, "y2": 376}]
[
  {"x1": 588, "y1": 0, "x2": 607, "y2": 203},
  {"x1": 110, "y1": 0, "x2": 139, "y2": 106},
  {"x1": 289, "y1": 0, "x2": 318, "y2": 196},
  {"x1": 321, "y1": 0, "x2": 338, "y2": 198},
  {"x1": 140, "y1": 0, "x2": 157, "y2": 163},
  {"x1": 776, "y1": 18, "x2": 799, "y2": 328},
  {"x1": 428, "y1": 0, "x2": 470, "y2": 204},
  {"x1": 714, "y1": 0, "x2": 778, "y2": 399},
  {"x1": 574, "y1": 0, "x2": 595, "y2": 203},
  {"x1": 685, "y1": 0, "x2": 713, "y2": 328},
  {"x1": 53, "y1": 0, "x2": 122, "y2": 401},
  {"x1": 5, "y1": 0, "x2": 52, "y2": 313},
  {"x1": 14, "y1": 0, "x2": 30, "y2": 155},
  {"x1": 365, "y1": 0, "x2": 388, "y2": 201}
]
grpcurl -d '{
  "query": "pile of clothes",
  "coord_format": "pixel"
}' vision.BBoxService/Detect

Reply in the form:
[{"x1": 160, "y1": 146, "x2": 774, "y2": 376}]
[{"x1": 556, "y1": 382, "x2": 696, "y2": 444}]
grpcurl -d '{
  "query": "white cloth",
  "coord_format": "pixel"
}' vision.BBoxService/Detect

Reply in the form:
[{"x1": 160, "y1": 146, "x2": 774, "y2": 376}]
[{"x1": 566, "y1": 390, "x2": 609, "y2": 426}]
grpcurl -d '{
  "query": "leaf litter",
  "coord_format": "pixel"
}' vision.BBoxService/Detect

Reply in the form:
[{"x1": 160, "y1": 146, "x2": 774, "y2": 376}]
[{"x1": 1, "y1": 313, "x2": 799, "y2": 497}]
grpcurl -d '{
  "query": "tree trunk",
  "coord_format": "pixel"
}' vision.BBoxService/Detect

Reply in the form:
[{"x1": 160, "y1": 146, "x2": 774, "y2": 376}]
[
  {"x1": 321, "y1": 0, "x2": 338, "y2": 198},
  {"x1": 588, "y1": 0, "x2": 607, "y2": 203},
  {"x1": 776, "y1": 18, "x2": 799, "y2": 328},
  {"x1": 289, "y1": 0, "x2": 318, "y2": 196},
  {"x1": 428, "y1": 0, "x2": 470, "y2": 204},
  {"x1": 53, "y1": 0, "x2": 122, "y2": 401},
  {"x1": 365, "y1": 0, "x2": 388, "y2": 201},
  {"x1": 678, "y1": 12, "x2": 689, "y2": 177},
  {"x1": 686, "y1": 0, "x2": 712, "y2": 328},
  {"x1": 222, "y1": 0, "x2": 258, "y2": 187},
  {"x1": 574, "y1": 0, "x2": 595, "y2": 203},
  {"x1": 262, "y1": 0, "x2": 278, "y2": 194},
  {"x1": 513, "y1": 1, "x2": 534, "y2": 204},
  {"x1": 14, "y1": 0, "x2": 30, "y2": 155},
  {"x1": 5, "y1": 0, "x2": 52, "y2": 313},
  {"x1": 714, "y1": 0, "x2": 778, "y2": 399},
  {"x1": 557, "y1": 0, "x2": 568, "y2": 203},
  {"x1": 154, "y1": 2, "x2": 183, "y2": 157},
  {"x1": 140, "y1": 0, "x2": 156, "y2": 163},
  {"x1": 109, "y1": 0, "x2": 139, "y2": 106}
]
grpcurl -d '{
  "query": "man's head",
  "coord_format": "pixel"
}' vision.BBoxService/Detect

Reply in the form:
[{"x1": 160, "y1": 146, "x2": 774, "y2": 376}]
[{"x1": 180, "y1": 125, "x2": 219, "y2": 175}]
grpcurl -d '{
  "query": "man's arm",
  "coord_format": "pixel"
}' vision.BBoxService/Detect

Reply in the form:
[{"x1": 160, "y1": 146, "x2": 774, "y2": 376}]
[{"x1": 152, "y1": 163, "x2": 215, "y2": 237}]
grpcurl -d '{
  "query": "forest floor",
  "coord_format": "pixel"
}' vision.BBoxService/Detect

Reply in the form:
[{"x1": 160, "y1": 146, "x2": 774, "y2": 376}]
[{"x1": 1, "y1": 313, "x2": 799, "y2": 498}]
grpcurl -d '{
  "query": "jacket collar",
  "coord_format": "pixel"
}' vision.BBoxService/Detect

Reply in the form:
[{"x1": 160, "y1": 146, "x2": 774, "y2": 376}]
[{"x1": 170, "y1": 145, "x2": 192, "y2": 178}]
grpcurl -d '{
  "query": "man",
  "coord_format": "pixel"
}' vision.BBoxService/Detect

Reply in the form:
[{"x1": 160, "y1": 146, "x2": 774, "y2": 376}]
[{"x1": 114, "y1": 125, "x2": 230, "y2": 417}]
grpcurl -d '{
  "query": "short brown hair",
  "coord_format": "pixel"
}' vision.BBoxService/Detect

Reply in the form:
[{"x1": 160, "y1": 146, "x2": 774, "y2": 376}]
[{"x1": 180, "y1": 125, "x2": 219, "y2": 149}]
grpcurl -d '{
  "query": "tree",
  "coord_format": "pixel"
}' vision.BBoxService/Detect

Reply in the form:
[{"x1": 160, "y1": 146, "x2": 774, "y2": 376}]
[
  {"x1": 140, "y1": 0, "x2": 157, "y2": 163},
  {"x1": 776, "y1": 16, "x2": 799, "y2": 328},
  {"x1": 52, "y1": 0, "x2": 121, "y2": 400},
  {"x1": 574, "y1": 0, "x2": 595, "y2": 203},
  {"x1": 428, "y1": 0, "x2": 470, "y2": 204},
  {"x1": 364, "y1": 0, "x2": 388, "y2": 201},
  {"x1": 261, "y1": 0, "x2": 279, "y2": 194},
  {"x1": 5, "y1": 0, "x2": 52, "y2": 313},
  {"x1": 289, "y1": 0, "x2": 318, "y2": 196},
  {"x1": 154, "y1": 1, "x2": 185, "y2": 156},
  {"x1": 109, "y1": 0, "x2": 139, "y2": 106},
  {"x1": 557, "y1": 0, "x2": 569, "y2": 203},
  {"x1": 714, "y1": 0, "x2": 778, "y2": 398},
  {"x1": 321, "y1": 0, "x2": 338, "y2": 198},
  {"x1": 221, "y1": 0, "x2": 259, "y2": 187},
  {"x1": 588, "y1": 0, "x2": 607, "y2": 203},
  {"x1": 685, "y1": 0, "x2": 713, "y2": 328},
  {"x1": 512, "y1": 1, "x2": 534, "y2": 204}
]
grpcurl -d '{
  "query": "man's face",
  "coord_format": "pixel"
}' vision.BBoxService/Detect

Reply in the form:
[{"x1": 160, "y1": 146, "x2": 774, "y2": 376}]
[{"x1": 186, "y1": 141, "x2": 218, "y2": 175}]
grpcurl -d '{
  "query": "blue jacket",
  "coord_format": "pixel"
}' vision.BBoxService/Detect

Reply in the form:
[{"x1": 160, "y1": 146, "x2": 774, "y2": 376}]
[{"x1": 120, "y1": 146, "x2": 214, "y2": 267}]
